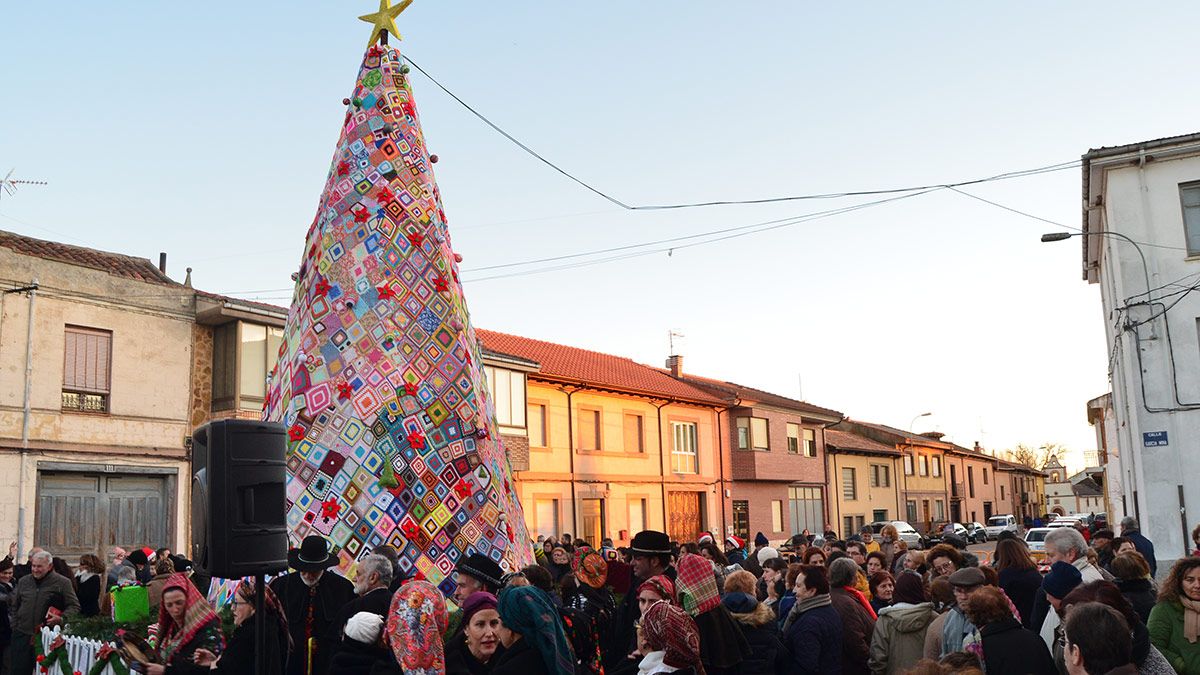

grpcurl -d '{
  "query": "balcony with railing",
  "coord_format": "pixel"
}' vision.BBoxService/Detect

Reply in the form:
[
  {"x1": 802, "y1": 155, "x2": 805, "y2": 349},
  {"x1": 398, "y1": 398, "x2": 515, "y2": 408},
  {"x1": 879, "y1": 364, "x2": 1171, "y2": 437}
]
[{"x1": 950, "y1": 482, "x2": 964, "y2": 499}]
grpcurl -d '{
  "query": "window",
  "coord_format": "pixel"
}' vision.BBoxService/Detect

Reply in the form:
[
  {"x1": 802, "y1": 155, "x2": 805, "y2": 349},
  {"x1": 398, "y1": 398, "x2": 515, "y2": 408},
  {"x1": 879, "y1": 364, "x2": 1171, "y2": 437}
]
[
  {"x1": 983, "y1": 467, "x2": 989, "y2": 485},
  {"x1": 581, "y1": 499, "x2": 605, "y2": 548},
  {"x1": 629, "y1": 498, "x2": 647, "y2": 534},
  {"x1": 1182, "y1": 182, "x2": 1200, "y2": 256},
  {"x1": 842, "y1": 467, "x2": 857, "y2": 500},
  {"x1": 211, "y1": 321, "x2": 283, "y2": 412},
  {"x1": 968, "y1": 466, "x2": 976, "y2": 498},
  {"x1": 935, "y1": 499, "x2": 945, "y2": 521},
  {"x1": 873, "y1": 509, "x2": 889, "y2": 522},
  {"x1": 623, "y1": 413, "x2": 644, "y2": 452},
  {"x1": 786, "y1": 423, "x2": 800, "y2": 454},
  {"x1": 919, "y1": 455, "x2": 929, "y2": 476},
  {"x1": 771, "y1": 500, "x2": 784, "y2": 533},
  {"x1": 484, "y1": 367, "x2": 527, "y2": 428},
  {"x1": 736, "y1": 417, "x2": 768, "y2": 450},
  {"x1": 932, "y1": 456, "x2": 942, "y2": 477},
  {"x1": 578, "y1": 408, "x2": 601, "y2": 451},
  {"x1": 732, "y1": 500, "x2": 749, "y2": 539},
  {"x1": 844, "y1": 516, "x2": 855, "y2": 538},
  {"x1": 62, "y1": 326, "x2": 112, "y2": 413},
  {"x1": 1000, "y1": 485, "x2": 1005, "y2": 500},
  {"x1": 671, "y1": 422, "x2": 698, "y2": 473},
  {"x1": 803, "y1": 428, "x2": 816, "y2": 457},
  {"x1": 906, "y1": 500, "x2": 917, "y2": 523},
  {"x1": 528, "y1": 403, "x2": 548, "y2": 447},
  {"x1": 534, "y1": 498, "x2": 559, "y2": 539},
  {"x1": 869, "y1": 464, "x2": 890, "y2": 488},
  {"x1": 788, "y1": 487, "x2": 823, "y2": 535},
  {"x1": 904, "y1": 454, "x2": 914, "y2": 475}
]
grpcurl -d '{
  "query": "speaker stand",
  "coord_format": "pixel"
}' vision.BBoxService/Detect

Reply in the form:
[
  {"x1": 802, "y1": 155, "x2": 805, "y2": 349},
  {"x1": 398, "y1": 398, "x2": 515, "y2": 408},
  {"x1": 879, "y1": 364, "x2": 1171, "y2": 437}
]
[{"x1": 254, "y1": 572, "x2": 266, "y2": 674}]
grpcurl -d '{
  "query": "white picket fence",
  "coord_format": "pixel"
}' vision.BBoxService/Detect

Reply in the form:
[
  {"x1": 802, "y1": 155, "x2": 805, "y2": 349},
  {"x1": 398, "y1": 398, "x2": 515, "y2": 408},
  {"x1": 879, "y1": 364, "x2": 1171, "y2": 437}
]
[{"x1": 39, "y1": 626, "x2": 117, "y2": 675}]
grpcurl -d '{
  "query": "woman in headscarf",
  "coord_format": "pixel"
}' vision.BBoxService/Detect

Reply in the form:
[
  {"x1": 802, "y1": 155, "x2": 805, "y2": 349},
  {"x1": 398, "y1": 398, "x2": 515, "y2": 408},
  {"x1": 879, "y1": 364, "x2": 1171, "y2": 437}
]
[
  {"x1": 493, "y1": 586, "x2": 575, "y2": 675},
  {"x1": 674, "y1": 554, "x2": 749, "y2": 675},
  {"x1": 561, "y1": 550, "x2": 612, "y2": 674},
  {"x1": 146, "y1": 574, "x2": 223, "y2": 675},
  {"x1": 386, "y1": 579, "x2": 449, "y2": 674},
  {"x1": 194, "y1": 578, "x2": 290, "y2": 675},
  {"x1": 638, "y1": 601, "x2": 705, "y2": 675},
  {"x1": 446, "y1": 592, "x2": 503, "y2": 674}
]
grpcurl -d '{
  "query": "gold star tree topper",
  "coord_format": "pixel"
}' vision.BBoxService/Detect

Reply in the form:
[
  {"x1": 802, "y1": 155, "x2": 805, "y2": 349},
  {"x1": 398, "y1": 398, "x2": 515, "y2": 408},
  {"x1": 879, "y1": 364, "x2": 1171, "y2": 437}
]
[{"x1": 359, "y1": 0, "x2": 413, "y2": 47}]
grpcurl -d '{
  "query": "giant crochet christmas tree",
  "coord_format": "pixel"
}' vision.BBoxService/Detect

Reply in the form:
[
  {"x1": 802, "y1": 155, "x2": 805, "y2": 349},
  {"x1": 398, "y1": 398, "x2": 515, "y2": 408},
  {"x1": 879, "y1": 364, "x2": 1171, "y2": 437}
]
[{"x1": 264, "y1": 1, "x2": 533, "y2": 597}]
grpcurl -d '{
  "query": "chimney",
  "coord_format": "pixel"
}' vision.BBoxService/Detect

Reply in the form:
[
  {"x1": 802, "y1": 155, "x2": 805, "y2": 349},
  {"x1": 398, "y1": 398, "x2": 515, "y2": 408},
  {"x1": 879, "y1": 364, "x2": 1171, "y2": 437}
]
[
  {"x1": 665, "y1": 355, "x2": 683, "y2": 378},
  {"x1": 158, "y1": 252, "x2": 167, "y2": 274},
  {"x1": 974, "y1": 441, "x2": 983, "y2": 452}
]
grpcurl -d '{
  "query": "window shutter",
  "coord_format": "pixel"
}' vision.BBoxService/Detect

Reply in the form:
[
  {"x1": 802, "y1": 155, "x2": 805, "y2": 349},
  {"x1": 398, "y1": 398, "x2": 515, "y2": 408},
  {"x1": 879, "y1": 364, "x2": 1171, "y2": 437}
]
[{"x1": 64, "y1": 327, "x2": 112, "y2": 394}]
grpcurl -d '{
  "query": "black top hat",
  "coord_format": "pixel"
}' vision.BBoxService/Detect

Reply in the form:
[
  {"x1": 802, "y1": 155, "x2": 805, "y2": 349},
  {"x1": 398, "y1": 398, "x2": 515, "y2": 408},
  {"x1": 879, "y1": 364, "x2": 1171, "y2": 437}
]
[
  {"x1": 629, "y1": 530, "x2": 672, "y2": 556},
  {"x1": 455, "y1": 553, "x2": 504, "y2": 590},
  {"x1": 288, "y1": 535, "x2": 338, "y2": 572},
  {"x1": 127, "y1": 550, "x2": 148, "y2": 566}
]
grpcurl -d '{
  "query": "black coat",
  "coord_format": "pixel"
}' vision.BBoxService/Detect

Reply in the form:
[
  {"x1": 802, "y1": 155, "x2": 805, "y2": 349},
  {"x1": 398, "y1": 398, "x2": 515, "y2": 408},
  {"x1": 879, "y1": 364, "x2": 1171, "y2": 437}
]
[
  {"x1": 829, "y1": 588, "x2": 875, "y2": 675},
  {"x1": 213, "y1": 615, "x2": 288, "y2": 675},
  {"x1": 490, "y1": 637, "x2": 548, "y2": 675},
  {"x1": 76, "y1": 573, "x2": 103, "y2": 617},
  {"x1": 998, "y1": 566, "x2": 1043, "y2": 630},
  {"x1": 1115, "y1": 577, "x2": 1156, "y2": 625},
  {"x1": 444, "y1": 631, "x2": 500, "y2": 675},
  {"x1": 327, "y1": 638, "x2": 382, "y2": 675},
  {"x1": 783, "y1": 602, "x2": 842, "y2": 675},
  {"x1": 269, "y1": 571, "x2": 356, "y2": 675},
  {"x1": 728, "y1": 603, "x2": 791, "y2": 675},
  {"x1": 978, "y1": 617, "x2": 1057, "y2": 675},
  {"x1": 163, "y1": 620, "x2": 223, "y2": 675}
]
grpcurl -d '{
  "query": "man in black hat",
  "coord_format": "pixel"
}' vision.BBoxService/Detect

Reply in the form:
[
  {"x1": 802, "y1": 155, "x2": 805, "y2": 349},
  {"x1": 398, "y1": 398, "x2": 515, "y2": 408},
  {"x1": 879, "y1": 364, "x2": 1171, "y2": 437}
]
[
  {"x1": 269, "y1": 535, "x2": 355, "y2": 675},
  {"x1": 610, "y1": 530, "x2": 676, "y2": 669},
  {"x1": 453, "y1": 552, "x2": 504, "y2": 606}
]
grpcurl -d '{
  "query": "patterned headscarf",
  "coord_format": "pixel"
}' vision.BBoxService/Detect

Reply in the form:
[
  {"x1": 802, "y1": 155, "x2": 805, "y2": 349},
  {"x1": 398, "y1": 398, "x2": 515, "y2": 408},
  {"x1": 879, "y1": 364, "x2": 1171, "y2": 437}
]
[
  {"x1": 636, "y1": 575, "x2": 677, "y2": 604},
  {"x1": 387, "y1": 580, "x2": 449, "y2": 674},
  {"x1": 641, "y1": 601, "x2": 705, "y2": 674},
  {"x1": 572, "y1": 550, "x2": 608, "y2": 589},
  {"x1": 675, "y1": 554, "x2": 719, "y2": 616},
  {"x1": 158, "y1": 574, "x2": 222, "y2": 663},
  {"x1": 237, "y1": 577, "x2": 293, "y2": 651},
  {"x1": 497, "y1": 586, "x2": 575, "y2": 675}
]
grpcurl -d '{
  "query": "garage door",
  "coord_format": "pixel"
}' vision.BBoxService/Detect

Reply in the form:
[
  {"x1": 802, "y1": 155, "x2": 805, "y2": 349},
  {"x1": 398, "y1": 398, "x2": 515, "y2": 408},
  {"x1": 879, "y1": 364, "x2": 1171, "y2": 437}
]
[{"x1": 36, "y1": 472, "x2": 171, "y2": 559}]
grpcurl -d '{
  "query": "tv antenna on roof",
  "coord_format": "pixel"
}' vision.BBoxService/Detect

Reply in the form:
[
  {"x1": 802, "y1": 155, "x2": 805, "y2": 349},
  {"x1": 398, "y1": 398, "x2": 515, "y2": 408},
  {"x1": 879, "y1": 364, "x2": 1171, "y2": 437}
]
[
  {"x1": 0, "y1": 169, "x2": 48, "y2": 201},
  {"x1": 668, "y1": 330, "x2": 685, "y2": 354}
]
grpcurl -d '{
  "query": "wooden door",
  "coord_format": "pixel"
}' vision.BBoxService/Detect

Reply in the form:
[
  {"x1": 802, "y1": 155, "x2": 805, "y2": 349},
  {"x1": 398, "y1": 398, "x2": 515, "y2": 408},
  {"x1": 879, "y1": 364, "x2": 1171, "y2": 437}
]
[
  {"x1": 37, "y1": 472, "x2": 168, "y2": 559},
  {"x1": 667, "y1": 491, "x2": 701, "y2": 543}
]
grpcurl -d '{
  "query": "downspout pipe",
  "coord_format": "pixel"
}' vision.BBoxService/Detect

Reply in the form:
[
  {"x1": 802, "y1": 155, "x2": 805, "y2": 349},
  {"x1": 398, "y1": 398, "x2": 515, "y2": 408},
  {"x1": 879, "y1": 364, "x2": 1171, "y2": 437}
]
[
  {"x1": 714, "y1": 406, "x2": 726, "y2": 539},
  {"x1": 655, "y1": 401, "x2": 669, "y2": 534},
  {"x1": 7, "y1": 280, "x2": 39, "y2": 557},
  {"x1": 563, "y1": 387, "x2": 578, "y2": 536}
]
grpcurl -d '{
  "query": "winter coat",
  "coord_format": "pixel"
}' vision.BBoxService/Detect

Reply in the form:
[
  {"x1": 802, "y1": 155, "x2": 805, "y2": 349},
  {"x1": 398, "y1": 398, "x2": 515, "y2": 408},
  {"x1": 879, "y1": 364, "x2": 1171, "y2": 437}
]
[
  {"x1": 978, "y1": 617, "x2": 1056, "y2": 675},
  {"x1": 162, "y1": 620, "x2": 224, "y2": 675},
  {"x1": 783, "y1": 601, "x2": 842, "y2": 675},
  {"x1": 1116, "y1": 577, "x2": 1157, "y2": 625},
  {"x1": 0, "y1": 581, "x2": 11, "y2": 646},
  {"x1": 998, "y1": 566, "x2": 1043, "y2": 630},
  {"x1": 444, "y1": 631, "x2": 501, "y2": 675},
  {"x1": 490, "y1": 636, "x2": 549, "y2": 675},
  {"x1": 327, "y1": 638, "x2": 381, "y2": 675},
  {"x1": 76, "y1": 571, "x2": 103, "y2": 617},
  {"x1": 1148, "y1": 599, "x2": 1200, "y2": 675},
  {"x1": 868, "y1": 602, "x2": 936, "y2": 675},
  {"x1": 10, "y1": 571, "x2": 80, "y2": 635},
  {"x1": 212, "y1": 616, "x2": 287, "y2": 675},
  {"x1": 727, "y1": 600, "x2": 791, "y2": 675},
  {"x1": 1125, "y1": 531, "x2": 1157, "y2": 577},
  {"x1": 922, "y1": 610, "x2": 947, "y2": 660},
  {"x1": 830, "y1": 587, "x2": 876, "y2": 675}
]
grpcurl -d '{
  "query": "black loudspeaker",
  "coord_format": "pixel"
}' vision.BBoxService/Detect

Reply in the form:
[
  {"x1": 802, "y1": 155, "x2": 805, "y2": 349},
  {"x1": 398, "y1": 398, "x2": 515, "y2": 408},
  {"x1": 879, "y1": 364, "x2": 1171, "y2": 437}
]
[{"x1": 191, "y1": 419, "x2": 289, "y2": 578}]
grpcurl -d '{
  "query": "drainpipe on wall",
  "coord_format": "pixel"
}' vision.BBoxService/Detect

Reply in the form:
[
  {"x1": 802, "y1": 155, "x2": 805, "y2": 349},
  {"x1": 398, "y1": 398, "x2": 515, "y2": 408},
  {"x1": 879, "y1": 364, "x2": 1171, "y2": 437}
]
[
  {"x1": 655, "y1": 401, "x2": 669, "y2": 533},
  {"x1": 562, "y1": 387, "x2": 578, "y2": 536},
  {"x1": 15, "y1": 280, "x2": 38, "y2": 557},
  {"x1": 714, "y1": 406, "x2": 726, "y2": 538}
]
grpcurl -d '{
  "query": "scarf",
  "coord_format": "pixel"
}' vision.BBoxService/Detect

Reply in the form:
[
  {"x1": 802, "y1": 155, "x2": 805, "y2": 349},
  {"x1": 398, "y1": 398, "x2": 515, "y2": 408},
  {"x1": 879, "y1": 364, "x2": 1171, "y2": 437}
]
[
  {"x1": 637, "y1": 650, "x2": 679, "y2": 674},
  {"x1": 1180, "y1": 597, "x2": 1200, "y2": 644},
  {"x1": 158, "y1": 574, "x2": 221, "y2": 663},
  {"x1": 638, "y1": 575, "x2": 677, "y2": 605},
  {"x1": 388, "y1": 580, "x2": 449, "y2": 674},
  {"x1": 782, "y1": 593, "x2": 832, "y2": 632},
  {"x1": 675, "y1": 554, "x2": 719, "y2": 616},
  {"x1": 497, "y1": 586, "x2": 575, "y2": 675},
  {"x1": 843, "y1": 586, "x2": 878, "y2": 620},
  {"x1": 238, "y1": 577, "x2": 293, "y2": 651},
  {"x1": 573, "y1": 550, "x2": 608, "y2": 589},
  {"x1": 640, "y1": 601, "x2": 705, "y2": 675}
]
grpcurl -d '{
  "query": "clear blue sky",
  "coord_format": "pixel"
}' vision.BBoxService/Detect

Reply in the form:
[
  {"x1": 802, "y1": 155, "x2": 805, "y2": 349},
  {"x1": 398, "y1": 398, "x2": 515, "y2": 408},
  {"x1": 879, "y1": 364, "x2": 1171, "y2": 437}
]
[{"x1": 5, "y1": 2, "x2": 1199, "y2": 472}]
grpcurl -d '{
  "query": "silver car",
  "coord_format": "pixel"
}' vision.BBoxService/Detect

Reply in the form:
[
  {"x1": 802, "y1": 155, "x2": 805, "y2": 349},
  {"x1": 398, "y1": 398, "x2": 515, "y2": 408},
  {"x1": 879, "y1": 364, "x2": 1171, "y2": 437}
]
[
  {"x1": 871, "y1": 520, "x2": 923, "y2": 549},
  {"x1": 1025, "y1": 527, "x2": 1052, "y2": 552}
]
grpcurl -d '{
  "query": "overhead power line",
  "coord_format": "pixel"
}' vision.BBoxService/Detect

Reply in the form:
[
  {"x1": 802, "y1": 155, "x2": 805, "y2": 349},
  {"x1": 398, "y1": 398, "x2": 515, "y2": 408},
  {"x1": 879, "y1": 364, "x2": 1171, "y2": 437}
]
[{"x1": 401, "y1": 55, "x2": 1080, "y2": 211}]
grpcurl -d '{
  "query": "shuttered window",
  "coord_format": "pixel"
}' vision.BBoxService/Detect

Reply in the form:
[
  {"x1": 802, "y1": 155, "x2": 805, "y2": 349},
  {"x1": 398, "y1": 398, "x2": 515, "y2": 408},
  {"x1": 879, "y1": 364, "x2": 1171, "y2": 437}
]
[
  {"x1": 842, "y1": 467, "x2": 857, "y2": 500},
  {"x1": 62, "y1": 326, "x2": 112, "y2": 412}
]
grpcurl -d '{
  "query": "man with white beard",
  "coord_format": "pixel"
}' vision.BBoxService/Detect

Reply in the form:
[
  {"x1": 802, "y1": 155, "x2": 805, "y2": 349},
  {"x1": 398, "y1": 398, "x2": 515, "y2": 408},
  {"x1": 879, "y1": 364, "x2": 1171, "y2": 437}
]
[{"x1": 269, "y1": 535, "x2": 355, "y2": 675}]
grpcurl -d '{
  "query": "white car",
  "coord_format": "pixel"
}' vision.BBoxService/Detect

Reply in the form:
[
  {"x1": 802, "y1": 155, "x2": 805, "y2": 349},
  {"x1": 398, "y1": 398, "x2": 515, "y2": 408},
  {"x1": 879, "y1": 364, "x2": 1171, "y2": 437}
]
[
  {"x1": 1025, "y1": 527, "x2": 1052, "y2": 552},
  {"x1": 984, "y1": 514, "x2": 1018, "y2": 539},
  {"x1": 1048, "y1": 517, "x2": 1082, "y2": 529},
  {"x1": 870, "y1": 520, "x2": 923, "y2": 549}
]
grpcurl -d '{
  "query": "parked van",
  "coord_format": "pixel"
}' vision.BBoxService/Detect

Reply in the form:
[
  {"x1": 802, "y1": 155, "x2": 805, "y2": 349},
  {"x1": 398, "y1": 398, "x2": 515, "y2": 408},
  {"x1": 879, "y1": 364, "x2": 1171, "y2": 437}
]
[{"x1": 984, "y1": 514, "x2": 1018, "y2": 539}]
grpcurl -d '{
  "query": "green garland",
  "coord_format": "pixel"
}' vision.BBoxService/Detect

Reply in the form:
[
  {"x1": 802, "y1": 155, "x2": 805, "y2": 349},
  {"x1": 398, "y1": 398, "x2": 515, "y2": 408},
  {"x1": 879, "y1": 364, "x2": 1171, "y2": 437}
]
[
  {"x1": 32, "y1": 630, "x2": 74, "y2": 675},
  {"x1": 85, "y1": 646, "x2": 129, "y2": 675}
]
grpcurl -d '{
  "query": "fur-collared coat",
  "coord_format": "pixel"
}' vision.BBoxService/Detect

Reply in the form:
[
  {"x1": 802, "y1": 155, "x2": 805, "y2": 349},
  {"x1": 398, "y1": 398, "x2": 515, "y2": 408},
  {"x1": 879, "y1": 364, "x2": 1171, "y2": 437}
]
[{"x1": 726, "y1": 600, "x2": 791, "y2": 675}]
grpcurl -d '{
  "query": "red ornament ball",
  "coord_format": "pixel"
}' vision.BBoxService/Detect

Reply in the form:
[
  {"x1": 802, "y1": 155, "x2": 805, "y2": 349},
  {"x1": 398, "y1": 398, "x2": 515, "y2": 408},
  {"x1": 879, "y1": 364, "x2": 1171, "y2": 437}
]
[
  {"x1": 342, "y1": 98, "x2": 350, "y2": 105},
  {"x1": 429, "y1": 154, "x2": 439, "y2": 163}
]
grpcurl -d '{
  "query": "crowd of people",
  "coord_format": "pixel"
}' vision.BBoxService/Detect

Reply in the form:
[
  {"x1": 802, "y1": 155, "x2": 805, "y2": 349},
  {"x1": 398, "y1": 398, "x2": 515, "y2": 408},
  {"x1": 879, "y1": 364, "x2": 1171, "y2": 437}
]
[{"x1": 0, "y1": 513, "x2": 1199, "y2": 674}]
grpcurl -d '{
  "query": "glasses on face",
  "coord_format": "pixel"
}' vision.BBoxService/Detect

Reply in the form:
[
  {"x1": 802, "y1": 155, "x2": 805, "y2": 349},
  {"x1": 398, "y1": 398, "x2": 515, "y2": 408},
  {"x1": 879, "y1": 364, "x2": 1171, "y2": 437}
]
[{"x1": 934, "y1": 561, "x2": 954, "y2": 574}]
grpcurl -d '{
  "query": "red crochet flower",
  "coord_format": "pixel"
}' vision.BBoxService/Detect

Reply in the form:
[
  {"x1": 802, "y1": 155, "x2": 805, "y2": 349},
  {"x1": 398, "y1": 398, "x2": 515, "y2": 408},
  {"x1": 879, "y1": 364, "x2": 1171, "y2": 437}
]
[
  {"x1": 314, "y1": 278, "x2": 331, "y2": 297},
  {"x1": 376, "y1": 285, "x2": 397, "y2": 300},
  {"x1": 403, "y1": 381, "x2": 419, "y2": 396},
  {"x1": 406, "y1": 231, "x2": 424, "y2": 247},
  {"x1": 336, "y1": 161, "x2": 350, "y2": 176},
  {"x1": 352, "y1": 209, "x2": 370, "y2": 223},
  {"x1": 288, "y1": 424, "x2": 306, "y2": 442},
  {"x1": 336, "y1": 381, "x2": 353, "y2": 400},
  {"x1": 377, "y1": 186, "x2": 395, "y2": 202},
  {"x1": 402, "y1": 520, "x2": 421, "y2": 538},
  {"x1": 406, "y1": 431, "x2": 426, "y2": 450},
  {"x1": 320, "y1": 499, "x2": 340, "y2": 520},
  {"x1": 454, "y1": 479, "x2": 473, "y2": 499},
  {"x1": 432, "y1": 276, "x2": 449, "y2": 292}
]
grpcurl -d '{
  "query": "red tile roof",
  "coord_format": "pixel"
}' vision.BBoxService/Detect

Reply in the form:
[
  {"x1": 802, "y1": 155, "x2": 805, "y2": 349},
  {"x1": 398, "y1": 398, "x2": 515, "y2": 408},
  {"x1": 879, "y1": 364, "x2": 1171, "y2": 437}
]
[
  {"x1": 0, "y1": 230, "x2": 177, "y2": 285},
  {"x1": 669, "y1": 372, "x2": 842, "y2": 419},
  {"x1": 837, "y1": 419, "x2": 955, "y2": 450},
  {"x1": 475, "y1": 329, "x2": 725, "y2": 404},
  {"x1": 825, "y1": 429, "x2": 902, "y2": 456}
]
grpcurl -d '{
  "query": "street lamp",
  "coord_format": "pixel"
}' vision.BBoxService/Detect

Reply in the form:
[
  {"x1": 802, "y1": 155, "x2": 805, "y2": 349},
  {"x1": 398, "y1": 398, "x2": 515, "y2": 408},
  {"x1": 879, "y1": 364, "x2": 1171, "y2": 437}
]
[
  {"x1": 909, "y1": 412, "x2": 932, "y2": 431},
  {"x1": 1041, "y1": 231, "x2": 1152, "y2": 304}
]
